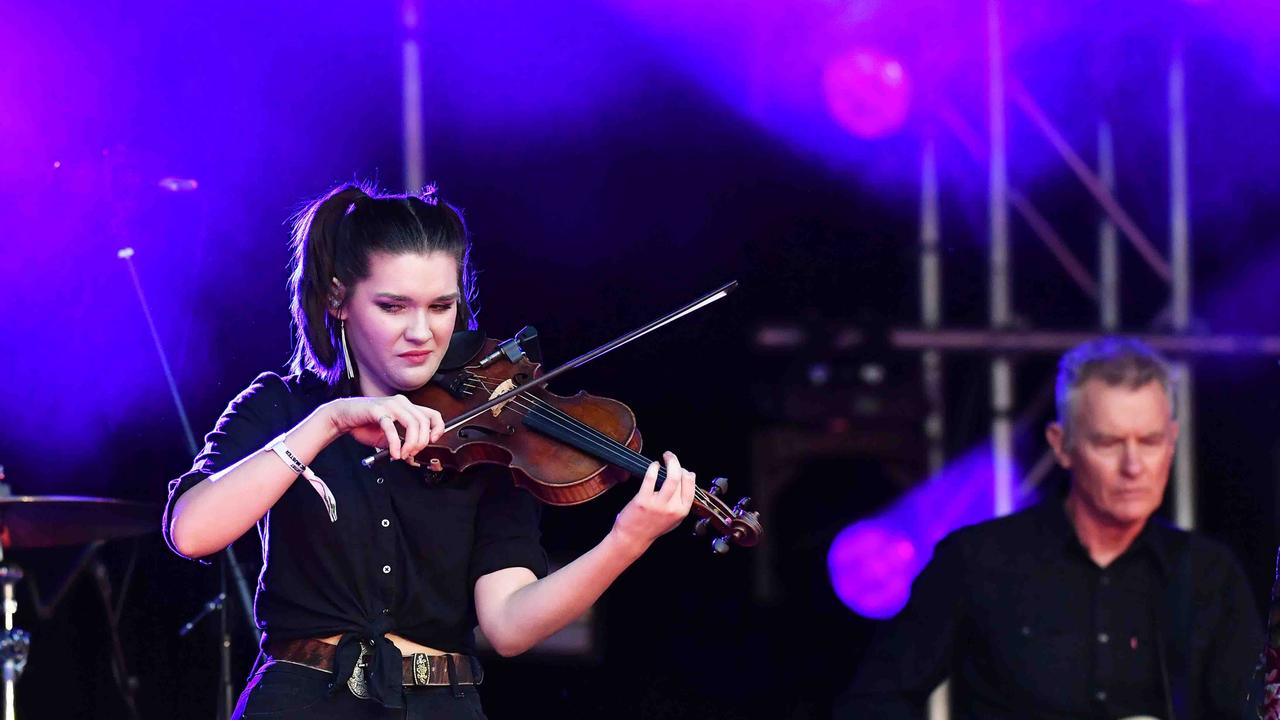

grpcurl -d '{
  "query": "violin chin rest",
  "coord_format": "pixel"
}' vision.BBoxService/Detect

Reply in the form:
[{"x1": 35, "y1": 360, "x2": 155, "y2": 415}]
[{"x1": 438, "y1": 330, "x2": 486, "y2": 371}]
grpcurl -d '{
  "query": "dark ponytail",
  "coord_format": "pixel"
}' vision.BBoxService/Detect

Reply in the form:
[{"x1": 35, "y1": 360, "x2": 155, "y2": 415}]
[{"x1": 286, "y1": 182, "x2": 476, "y2": 388}]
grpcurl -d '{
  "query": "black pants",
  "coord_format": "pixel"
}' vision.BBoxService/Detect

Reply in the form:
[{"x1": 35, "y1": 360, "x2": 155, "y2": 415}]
[{"x1": 232, "y1": 662, "x2": 487, "y2": 719}]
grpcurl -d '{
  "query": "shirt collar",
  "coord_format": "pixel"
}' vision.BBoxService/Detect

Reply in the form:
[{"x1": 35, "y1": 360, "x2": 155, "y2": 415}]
[{"x1": 1032, "y1": 498, "x2": 1173, "y2": 577}]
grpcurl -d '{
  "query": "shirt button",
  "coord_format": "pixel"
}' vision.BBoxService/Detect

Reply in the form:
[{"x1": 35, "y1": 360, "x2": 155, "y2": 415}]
[
  {"x1": 1095, "y1": 690, "x2": 1107, "y2": 702},
  {"x1": 1099, "y1": 575, "x2": 1111, "y2": 586},
  {"x1": 381, "y1": 519, "x2": 391, "y2": 528},
  {"x1": 381, "y1": 608, "x2": 390, "y2": 615},
  {"x1": 1019, "y1": 626, "x2": 1031, "y2": 637},
  {"x1": 376, "y1": 477, "x2": 385, "y2": 485},
  {"x1": 382, "y1": 565, "x2": 391, "y2": 574},
  {"x1": 1097, "y1": 632, "x2": 1110, "y2": 644}
]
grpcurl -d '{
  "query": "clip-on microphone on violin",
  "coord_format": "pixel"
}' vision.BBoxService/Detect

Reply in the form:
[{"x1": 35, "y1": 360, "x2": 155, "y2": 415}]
[{"x1": 476, "y1": 325, "x2": 540, "y2": 367}]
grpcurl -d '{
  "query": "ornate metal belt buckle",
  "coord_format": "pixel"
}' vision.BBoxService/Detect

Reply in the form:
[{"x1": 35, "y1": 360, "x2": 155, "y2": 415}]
[
  {"x1": 347, "y1": 641, "x2": 372, "y2": 700},
  {"x1": 412, "y1": 653, "x2": 431, "y2": 685}
]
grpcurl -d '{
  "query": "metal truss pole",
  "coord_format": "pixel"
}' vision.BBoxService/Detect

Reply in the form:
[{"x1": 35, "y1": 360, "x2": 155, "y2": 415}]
[
  {"x1": 1098, "y1": 122, "x2": 1119, "y2": 331},
  {"x1": 402, "y1": 0, "x2": 425, "y2": 192},
  {"x1": 921, "y1": 138, "x2": 945, "y2": 477},
  {"x1": 987, "y1": 0, "x2": 1014, "y2": 519},
  {"x1": 1168, "y1": 45, "x2": 1196, "y2": 529},
  {"x1": 891, "y1": 330, "x2": 1280, "y2": 356},
  {"x1": 920, "y1": 136, "x2": 951, "y2": 720}
]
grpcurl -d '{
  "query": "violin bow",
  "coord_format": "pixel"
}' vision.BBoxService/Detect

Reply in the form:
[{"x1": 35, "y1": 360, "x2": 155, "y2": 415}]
[{"x1": 361, "y1": 280, "x2": 738, "y2": 468}]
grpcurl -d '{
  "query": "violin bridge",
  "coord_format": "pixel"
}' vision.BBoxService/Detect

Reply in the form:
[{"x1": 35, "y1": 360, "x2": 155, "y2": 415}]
[{"x1": 488, "y1": 378, "x2": 519, "y2": 417}]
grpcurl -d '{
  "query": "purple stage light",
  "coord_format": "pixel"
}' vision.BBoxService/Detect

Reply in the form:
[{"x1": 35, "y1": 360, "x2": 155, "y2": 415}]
[
  {"x1": 827, "y1": 519, "x2": 920, "y2": 619},
  {"x1": 157, "y1": 177, "x2": 198, "y2": 192},
  {"x1": 827, "y1": 442, "x2": 1022, "y2": 619},
  {"x1": 822, "y1": 49, "x2": 911, "y2": 139},
  {"x1": 603, "y1": 0, "x2": 1280, "y2": 206},
  {"x1": 401, "y1": 0, "x2": 419, "y2": 30}
]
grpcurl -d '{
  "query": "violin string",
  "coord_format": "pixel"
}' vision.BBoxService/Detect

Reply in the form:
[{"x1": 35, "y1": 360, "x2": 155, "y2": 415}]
[
  {"x1": 459, "y1": 378, "x2": 668, "y2": 482},
  {"x1": 462, "y1": 381, "x2": 689, "y2": 494},
  {"x1": 459, "y1": 377, "x2": 651, "y2": 469},
  {"x1": 461, "y1": 374, "x2": 669, "y2": 473},
  {"x1": 456, "y1": 381, "x2": 737, "y2": 522},
  {"x1": 457, "y1": 380, "x2": 732, "y2": 527},
  {"x1": 456, "y1": 377, "x2": 732, "y2": 524},
  {"x1": 493, "y1": 393, "x2": 726, "y2": 521},
  {"x1": 457, "y1": 378, "x2": 740, "y2": 527},
  {"x1": 459, "y1": 379, "x2": 649, "y2": 475}
]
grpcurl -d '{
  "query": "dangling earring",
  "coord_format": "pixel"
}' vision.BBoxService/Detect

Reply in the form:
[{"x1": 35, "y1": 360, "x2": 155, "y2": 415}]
[{"x1": 340, "y1": 320, "x2": 356, "y2": 380}]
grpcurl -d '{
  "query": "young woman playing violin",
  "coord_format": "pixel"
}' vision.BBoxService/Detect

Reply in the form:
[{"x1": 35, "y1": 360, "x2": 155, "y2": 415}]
[{"x1": 163, "y1": 183, "x2": 697, "y2": 719}]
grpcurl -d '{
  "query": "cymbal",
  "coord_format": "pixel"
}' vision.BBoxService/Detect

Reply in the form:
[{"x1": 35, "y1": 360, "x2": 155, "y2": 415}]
[{"x1": 0, "y1": 496, "x2": 159, "y2": 549}]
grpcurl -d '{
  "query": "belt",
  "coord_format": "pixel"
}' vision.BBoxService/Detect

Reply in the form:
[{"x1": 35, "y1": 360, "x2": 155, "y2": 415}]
[{"x1": 266, "y1": 637, "x2": 482, "y2": 687}]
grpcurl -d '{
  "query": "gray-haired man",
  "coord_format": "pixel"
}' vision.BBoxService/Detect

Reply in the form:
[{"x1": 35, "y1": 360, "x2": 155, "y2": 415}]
[{"x1": 841, "y1": 337, "x2": 1261, "y2": 719}]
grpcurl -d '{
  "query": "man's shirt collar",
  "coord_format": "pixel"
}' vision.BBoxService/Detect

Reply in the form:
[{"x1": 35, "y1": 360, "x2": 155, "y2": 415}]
[{"x1": 1031, "y1": 497, "x2": 1173, "y2": 577}]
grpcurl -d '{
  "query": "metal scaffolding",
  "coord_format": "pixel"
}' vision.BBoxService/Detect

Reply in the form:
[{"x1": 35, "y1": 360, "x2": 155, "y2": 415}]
[{"x1": 915, "y1": 6, "x2": 1280, "y2": 720}]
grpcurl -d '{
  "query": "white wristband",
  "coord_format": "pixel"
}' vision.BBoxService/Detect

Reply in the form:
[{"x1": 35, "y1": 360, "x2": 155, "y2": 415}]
[{"x1": 268, "y1": 437, "x2": 338, "y2": 523}]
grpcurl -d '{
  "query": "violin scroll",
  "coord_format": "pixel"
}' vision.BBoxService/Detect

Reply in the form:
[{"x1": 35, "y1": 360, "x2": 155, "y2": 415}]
[{"x1": 690, "y1": 476, "x2": 762, "y2": 555}]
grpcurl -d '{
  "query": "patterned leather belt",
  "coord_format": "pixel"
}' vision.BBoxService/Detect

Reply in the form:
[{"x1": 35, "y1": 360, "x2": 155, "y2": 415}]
[{"x1": 266, "y1": 637, "x2": 482, "y2": 687}]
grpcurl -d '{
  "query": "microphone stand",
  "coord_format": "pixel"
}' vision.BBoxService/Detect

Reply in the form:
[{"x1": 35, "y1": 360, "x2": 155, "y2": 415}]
[{"x1": 120, "y1": 247, "x2": 259, "y2": 720}]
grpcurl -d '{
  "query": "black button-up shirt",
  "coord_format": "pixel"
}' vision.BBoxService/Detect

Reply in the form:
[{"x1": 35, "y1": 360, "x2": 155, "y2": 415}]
[
  {"x1": 163, "y1": 371, "x2": 548, "y2": 706},
  {"x1": 842, "y1": 500, "x2": 1261, "y2": 719}
]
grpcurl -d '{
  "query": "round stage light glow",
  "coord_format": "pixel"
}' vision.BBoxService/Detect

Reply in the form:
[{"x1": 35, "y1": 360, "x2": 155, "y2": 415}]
[
  {"x1": 822, "y1": 49, "x2": 912, "y2": 140},
  {"x1": 827, "y1": 519, "x2": 918, "y2": 619}
]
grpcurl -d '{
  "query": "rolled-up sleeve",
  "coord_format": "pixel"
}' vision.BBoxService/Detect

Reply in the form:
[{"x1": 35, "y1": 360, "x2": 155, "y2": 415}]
[
  {"x1": 161, "y1": 372, "x2": 291, "y2": 558},
  {"x1": 467, "y1": 469, "x2": 549, "y2": 587}
]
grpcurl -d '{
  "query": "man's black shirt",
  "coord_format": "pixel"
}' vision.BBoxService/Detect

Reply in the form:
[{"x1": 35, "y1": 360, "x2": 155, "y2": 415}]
[{"x1": 842, "y1": 500, "x2": 1261, "y2": 719}]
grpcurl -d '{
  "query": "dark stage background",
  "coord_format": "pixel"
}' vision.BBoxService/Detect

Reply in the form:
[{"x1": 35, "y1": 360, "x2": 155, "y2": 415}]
[{"x1": 2, "y1": 1, "x2": 1279, "y2": 718}]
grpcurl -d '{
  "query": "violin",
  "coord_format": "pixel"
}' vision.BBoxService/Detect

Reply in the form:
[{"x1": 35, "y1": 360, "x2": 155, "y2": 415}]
[{"x1": 363, "y1": 314, "x2": 762, "y2": 554}]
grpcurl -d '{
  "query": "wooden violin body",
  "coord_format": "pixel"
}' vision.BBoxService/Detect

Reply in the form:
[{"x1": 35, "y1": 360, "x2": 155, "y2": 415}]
[
  {"x1": 409, "y1": 337, "x2": 639, "y2": 506},
  {"x1": 401, "y1": 333, "x2": 762, "y2": 552}
]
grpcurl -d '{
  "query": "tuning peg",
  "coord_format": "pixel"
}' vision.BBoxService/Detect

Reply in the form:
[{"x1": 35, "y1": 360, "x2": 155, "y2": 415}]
[
  {"x1": 693, "y1": 518, "x2": 710, "y2": 536},
  {"x1": 733, "y1": 496, "x2": 752, "y2": 514},
  {"x1": 712, "y1": 536, "x2": 731, "y2": 555},
  {"x1": 709, "y1": 477, "x2": 728, "y2": 496}
]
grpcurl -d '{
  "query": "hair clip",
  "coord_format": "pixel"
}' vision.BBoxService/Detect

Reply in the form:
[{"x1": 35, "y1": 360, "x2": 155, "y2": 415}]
[{"x1": 420, "y1": 183, "x2": 439, "y2": 206}]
